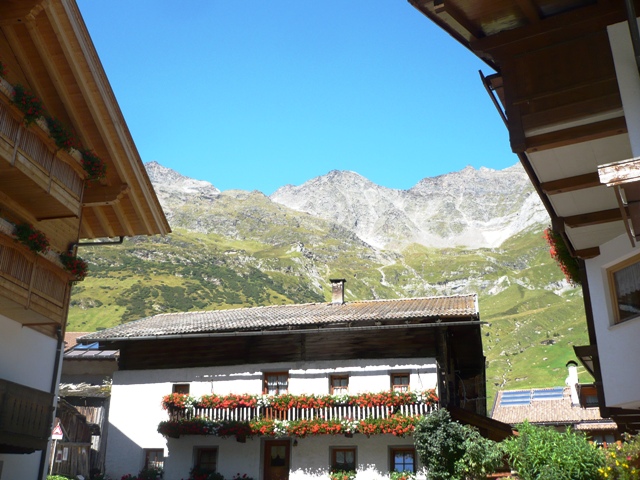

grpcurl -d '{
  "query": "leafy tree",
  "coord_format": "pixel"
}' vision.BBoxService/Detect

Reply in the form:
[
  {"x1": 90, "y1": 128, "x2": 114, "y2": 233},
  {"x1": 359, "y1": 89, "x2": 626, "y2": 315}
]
[
  {"x1": 502, "y1": 421, "x2": 604, "y2": 480},
  {"x1": 413, "y1": 408, "x2": 503, "y2": 480}
]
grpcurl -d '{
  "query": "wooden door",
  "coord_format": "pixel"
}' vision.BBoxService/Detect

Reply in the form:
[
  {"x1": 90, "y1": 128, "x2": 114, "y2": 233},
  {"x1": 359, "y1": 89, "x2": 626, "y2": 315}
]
[{"x1": 263, "y1": 440, "x2": 290, "y2": 480}]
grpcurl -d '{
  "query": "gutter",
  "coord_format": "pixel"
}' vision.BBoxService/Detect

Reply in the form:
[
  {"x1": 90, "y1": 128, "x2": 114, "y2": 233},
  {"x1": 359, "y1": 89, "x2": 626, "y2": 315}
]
[
  {"x1": 80, "y1": 319, "x2": 484, "y2": 344},
  {"x1": 38, "y1": 326, "x2": 64, "y2": 480}
]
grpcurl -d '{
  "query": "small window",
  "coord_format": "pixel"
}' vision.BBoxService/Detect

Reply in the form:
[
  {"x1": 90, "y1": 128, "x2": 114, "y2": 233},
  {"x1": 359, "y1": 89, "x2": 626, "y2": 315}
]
[
  {"x1": 330, "y1": 375, "x2": 349, "y2": 395},
  {"x1": 173, "y1": 384, "x2": 190, "y2": 394},
  {"x1": 390, "y1": 447, "x2": 416, "y2": 473},
  {"x1": 144, "y1": 449, "x2": 164, "y2": 470},
  {"x1": 195, "y1": 447, "x2": 218, "y2": 474},
  {"x1": 331, "y1": 447, "x2": 356, "y2": 471},
  {"x1": 264, "y1": 372, "x2": 288, "y2": 395},
  {"x1": 608, "y1": 255, "x2": 640, "y2": 324},
  {"x1": 391, "y1": 373, "x2": 410, "y2": 392}
]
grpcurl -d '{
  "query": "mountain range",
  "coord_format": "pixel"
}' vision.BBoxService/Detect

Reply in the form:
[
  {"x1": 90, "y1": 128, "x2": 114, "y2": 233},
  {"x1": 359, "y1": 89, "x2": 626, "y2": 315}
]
[{"x1": 69, "y1": 162, "x2": 588, "y2": 405}]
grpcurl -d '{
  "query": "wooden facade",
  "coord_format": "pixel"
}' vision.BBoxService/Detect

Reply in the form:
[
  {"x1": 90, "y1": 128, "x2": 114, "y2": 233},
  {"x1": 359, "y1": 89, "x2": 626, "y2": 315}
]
[
  {"x1": 0, "y1": 378, "x2": 53, "y2": 453},
  {"x1": 109, "y1": 321, "x2": 486, "y2": 416},
  {"x1": 0, "y1": 0, "x2": 168, "y2": 468},
  {"x1": 409, "y1": 0, "x2": 640, "y2": 432}
]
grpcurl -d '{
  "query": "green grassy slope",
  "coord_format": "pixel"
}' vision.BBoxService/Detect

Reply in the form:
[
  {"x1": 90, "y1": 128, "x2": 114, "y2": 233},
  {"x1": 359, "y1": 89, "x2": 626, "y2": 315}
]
[{"x1": 69, "y1": 208, "x2": 588, "y2": 408}]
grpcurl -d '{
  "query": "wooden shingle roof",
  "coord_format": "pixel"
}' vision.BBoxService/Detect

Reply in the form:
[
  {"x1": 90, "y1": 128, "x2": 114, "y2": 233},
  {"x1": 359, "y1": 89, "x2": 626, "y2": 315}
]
[{"x1": 79, "y1": 294, "x2": 479, "y2": 343}]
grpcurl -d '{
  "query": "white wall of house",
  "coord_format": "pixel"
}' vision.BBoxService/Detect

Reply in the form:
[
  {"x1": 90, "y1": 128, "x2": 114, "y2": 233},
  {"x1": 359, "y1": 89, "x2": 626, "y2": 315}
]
[
  {"x1": 585, "y1": 234, "x2": 640, "y2": 409},
  {"x1": 583, "y1": 20, "x2": 640, "y2": 410},
  {"x1": 105, "y1": 357, "x2": 436, "y2": 478},
  {"x1": 164, "y1": 434, "x2": 421, "y2": 480},
  {"x1": 0, "y1": 313, "x2": 57, "y2": 390},
  {"x1": 0, "y1": 313, "x2": 59, "y2": 480}
]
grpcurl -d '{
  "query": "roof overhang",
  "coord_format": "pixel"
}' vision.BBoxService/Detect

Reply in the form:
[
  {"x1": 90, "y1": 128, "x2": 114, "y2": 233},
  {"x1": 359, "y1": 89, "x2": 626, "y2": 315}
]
[{"x1": 0, "y1": 0, "x2": 169, "y2": 238}]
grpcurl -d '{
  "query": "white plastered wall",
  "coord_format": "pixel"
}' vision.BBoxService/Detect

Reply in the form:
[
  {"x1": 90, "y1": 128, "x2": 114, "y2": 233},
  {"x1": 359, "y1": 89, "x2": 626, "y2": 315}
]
[
  {"x1": 587, "y1": 20, "x2": 640, "y2": 410},
  {"x1": 585, "y1": 234, "x2": 640, "y2": 409},
  {"x1": 105, "y1": 357, "x2": 437, "y2": 479},
  {"x1": 0, "y1": 314, "x2": 59, "y2": 480}
]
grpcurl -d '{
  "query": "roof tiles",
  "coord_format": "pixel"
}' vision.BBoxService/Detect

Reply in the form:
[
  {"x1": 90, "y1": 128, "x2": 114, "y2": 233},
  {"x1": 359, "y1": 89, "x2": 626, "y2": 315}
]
[{"x1": 79, "y1": 294, "x2": 478, "y2": 342}]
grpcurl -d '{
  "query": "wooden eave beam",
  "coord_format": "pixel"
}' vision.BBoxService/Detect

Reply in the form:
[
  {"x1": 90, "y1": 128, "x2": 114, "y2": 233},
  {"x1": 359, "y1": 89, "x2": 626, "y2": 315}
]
[
  {"x1": 0, "y1": 2, "x2": 43, "y2": 26},
  {"x1": 112, "y1": 202, "x2": 135, "y2": 238},
  {"x1": 574, "y1": 246, "x2": 600, "y2": 259},
  {"x1": 46, "y1": 3, "x2": 165, "y2": 237},
  {"x1": 524, "y1": 117, "x2": 627, "y2": 153},
  {"x1": 515, "y1": 0, "x2": 541, "y2": 24},
  {"x1": 599, "y1": 157, "x2": 640, "y2": 186},
  {"x1": 540, "y1": 172, "x2": 601, "y2": 195},
  {"x1": 470, "y1": 1, "x2": 624, "y2": 56},
  {"x1": 92, "y1": 206, "x2": 116, "y2": 238},
  {"x1": 433, "y1": 1, "x2": 482, "y2": 40},
  {"x1": 562, "y1": 208, "x2": 626, "y2": 229},
  {"x1": 83, "y1": 184, "x2": 129, "y2": 207}
]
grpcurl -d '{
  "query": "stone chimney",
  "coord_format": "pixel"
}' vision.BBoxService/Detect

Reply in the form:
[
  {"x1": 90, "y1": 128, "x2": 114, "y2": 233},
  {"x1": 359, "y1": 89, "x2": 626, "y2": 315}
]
[
  {"x1": 330, "y1": 278, "x2": 346, "y2": 304},
  {"x1": 565, "y1": 360, "x2": 580, "y2": 406}
]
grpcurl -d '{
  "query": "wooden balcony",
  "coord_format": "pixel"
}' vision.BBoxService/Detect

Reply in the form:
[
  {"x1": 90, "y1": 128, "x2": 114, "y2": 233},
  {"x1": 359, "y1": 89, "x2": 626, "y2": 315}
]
[
  {"x1": 0, "y1": 229, "x2": 72, "y2": 333},
  {"x1": 170, "y1": 402, "x2": 436, "y2": 423},
  {"x1": 0, "y1": 88, "x2": 85, "y2": 222},
  {"x1": 0, "y1": 378, "x2": 54, "y2": 453}
]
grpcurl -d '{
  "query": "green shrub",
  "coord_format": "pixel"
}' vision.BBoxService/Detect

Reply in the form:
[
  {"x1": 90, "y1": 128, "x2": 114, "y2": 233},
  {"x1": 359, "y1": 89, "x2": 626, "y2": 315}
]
[
  {"x1": 413, "y1": 408, "x2": 503, "y2": 480},
  {"x1": 502, "y1": 421, "x2": 604, "y2": 480},
  {"x1": 602, "y1": 432, "x2": 640, "y2": 479}
]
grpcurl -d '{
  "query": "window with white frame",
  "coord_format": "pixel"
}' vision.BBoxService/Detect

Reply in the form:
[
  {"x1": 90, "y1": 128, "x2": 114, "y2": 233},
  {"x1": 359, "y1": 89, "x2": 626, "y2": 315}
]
[
  {"x1": 330, "y1": 375, "x2": 349, "y2": 394},
  {"x1": 264, "y1": 372, "x2": 288, "y2": 395},
  {"x1": 391, "y1": 373, "x2": 410, "y2": 392},
  {"x1": 608, "y1": 254, "x2": 640, "y2": 324}
]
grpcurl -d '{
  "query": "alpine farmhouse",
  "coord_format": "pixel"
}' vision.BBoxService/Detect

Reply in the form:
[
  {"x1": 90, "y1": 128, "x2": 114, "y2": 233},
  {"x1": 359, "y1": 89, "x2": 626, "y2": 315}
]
[
  {"x1": 78, "y1": 281, "x2": 509, "y2": 479},
  {"x1": 0, "y1": 1, "x2": 168, "y2": 478},
  {"x1": 410, "y1": 0, "x2": 640, "y2": 433}
]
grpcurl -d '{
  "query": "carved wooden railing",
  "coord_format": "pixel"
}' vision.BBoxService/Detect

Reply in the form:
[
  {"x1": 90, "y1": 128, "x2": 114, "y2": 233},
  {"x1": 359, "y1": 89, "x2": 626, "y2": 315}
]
[
  {"x1": 170, "y1": 402, "x2": 436, "y2": 423},
  {"x1": 0, "y1": 378, "x2": 54, "y2": 452},
  {"x1": 0, "y1": 87, "x2": 85, "y2": 219},
  {"x1": 0, "y1": 229, "x2": 71, "y2": 327}
]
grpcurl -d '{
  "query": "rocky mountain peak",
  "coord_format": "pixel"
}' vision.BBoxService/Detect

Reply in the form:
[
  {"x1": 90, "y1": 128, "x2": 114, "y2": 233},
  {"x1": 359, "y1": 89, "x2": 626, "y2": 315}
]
[
  {"x1": 145, "y1": 161, "x2": 220, "y2": 198},
  {"x1": 270, "y1": 164, "x2": 548, "y2": 250},
  {"x1": 145, "y1": 161, "x2": 548, "y2": 251}
]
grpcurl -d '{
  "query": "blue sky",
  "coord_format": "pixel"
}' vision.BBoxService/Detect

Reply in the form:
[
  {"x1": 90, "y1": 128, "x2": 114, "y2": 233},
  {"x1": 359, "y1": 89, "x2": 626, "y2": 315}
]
[{"x1": 77, "y1": 1, "x2": 516, "y2": 195}]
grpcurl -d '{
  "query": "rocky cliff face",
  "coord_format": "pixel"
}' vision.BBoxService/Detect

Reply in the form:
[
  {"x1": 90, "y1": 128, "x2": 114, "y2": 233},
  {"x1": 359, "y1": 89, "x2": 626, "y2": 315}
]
[
  {"x1": 270, "y1": 165, "x2": 548, "y2": 249},
  {"x1": 148, "y1": 161, "x2": 549, "y2": 250},
  {"x1": 69, "y1": 162, "x2": 584, "y2": 397}
]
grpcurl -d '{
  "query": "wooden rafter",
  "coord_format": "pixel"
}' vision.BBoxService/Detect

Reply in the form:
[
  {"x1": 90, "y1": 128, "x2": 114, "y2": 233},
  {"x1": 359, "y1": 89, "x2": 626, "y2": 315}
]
[
  {"x1": 515, "y1": 0, "x2": 541, "y2": 24},
  {"x1": 525, "y1": 117, "x2": 627, "y2": 153},
  {"x1": 83, "y1": 184, "x2": 129, "y2": 207},
  {"x1": 434, "y1": 1, "x2": 483, "y2": 40},
  {"x1": 112, "y1": 203, "x2": 135, "y2": 238},
  {"x1": 540, "y1": 172, "x2": 601, "y2": 195},
  {"x1": 574, "y1": 247, "x2": 601, "y2": 259},
  {"x1": 562, "y1": 208, "x2": 626, "y2": 229},
  {"x1": 93, "y1": 206, "x2": 116, "y2": 238}
]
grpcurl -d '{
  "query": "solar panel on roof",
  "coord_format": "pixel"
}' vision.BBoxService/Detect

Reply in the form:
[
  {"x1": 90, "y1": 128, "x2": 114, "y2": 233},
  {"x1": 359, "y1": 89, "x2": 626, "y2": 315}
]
[
  {"x1": 532, "y1": 387, "x2": 564, "y2": 401},
  {"x1": 73, "y1": 342, "x2": 99, "y2": 350},
  {"x1": 499, "y1": 390, "x2": 531, "y2": 407}
]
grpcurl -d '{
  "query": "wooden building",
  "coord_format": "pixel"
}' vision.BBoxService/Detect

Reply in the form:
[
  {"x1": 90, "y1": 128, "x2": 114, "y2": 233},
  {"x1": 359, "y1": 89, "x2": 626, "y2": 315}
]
[
  {"x1": 410, "y1": 0, "x2": 640, "y2": 433},
  {"x1": 79, "y1": 281, "x2": 509, "y2": 479},
  {"x1": 0, "y1": 1, "x2": 169, "y2": 479}
]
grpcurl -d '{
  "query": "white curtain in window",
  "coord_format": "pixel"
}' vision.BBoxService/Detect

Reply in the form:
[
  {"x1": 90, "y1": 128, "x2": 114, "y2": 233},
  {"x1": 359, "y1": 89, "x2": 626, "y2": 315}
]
[{"x1": 615, "y1": 262, "x2": 640, "y2": 297}]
